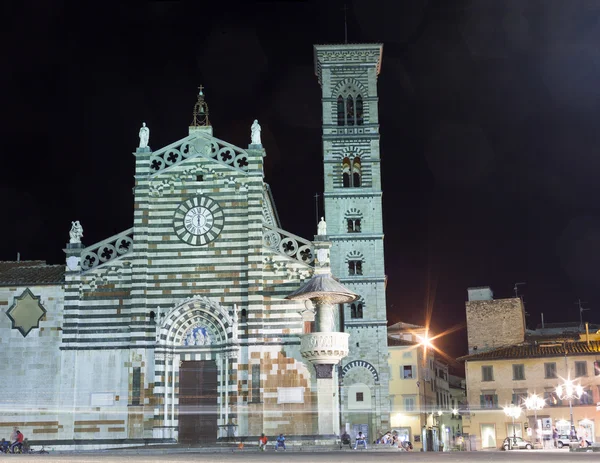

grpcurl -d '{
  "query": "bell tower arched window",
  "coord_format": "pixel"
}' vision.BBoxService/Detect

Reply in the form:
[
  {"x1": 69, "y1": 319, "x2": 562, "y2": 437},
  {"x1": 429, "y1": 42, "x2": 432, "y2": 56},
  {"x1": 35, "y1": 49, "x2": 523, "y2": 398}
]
[
  {"x1": 342, "y1": 156, "x2": 362, "y2": 188},
  {"x1": 350, "y1": 301, "x2": 364, "y2": 319},
  {"x1": 356, "y1": 95, "x2": 364, "y2": 125},
  {"x1": 336, "y1": 93, "x2": 364, "y2": 126},
  {"x1": 342, "y1": 157, "x2": 352, "y2": 187},
  {"x1": 337, "y1": 96, "x2": 345, "y2": 125}
]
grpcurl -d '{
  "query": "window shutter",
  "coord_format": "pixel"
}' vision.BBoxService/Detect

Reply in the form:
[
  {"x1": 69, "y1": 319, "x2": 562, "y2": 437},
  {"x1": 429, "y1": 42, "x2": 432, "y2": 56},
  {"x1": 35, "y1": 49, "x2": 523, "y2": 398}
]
[
  {"x1": 480, "y1": 395, "x2": 485, "y2": 407},
  {"x1": 512, "y1": 393, "x2": 517, "y2": 405},
  {"x1": 493, "y1": 394, "x2": 498, "y2": 407}
]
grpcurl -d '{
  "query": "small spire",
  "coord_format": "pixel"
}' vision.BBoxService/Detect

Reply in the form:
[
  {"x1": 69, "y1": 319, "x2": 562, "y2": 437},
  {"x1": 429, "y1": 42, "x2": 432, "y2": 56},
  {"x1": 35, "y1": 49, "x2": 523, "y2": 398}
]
[{"x1": 191, "y1": 85, "x2": 210, "y2": 127}]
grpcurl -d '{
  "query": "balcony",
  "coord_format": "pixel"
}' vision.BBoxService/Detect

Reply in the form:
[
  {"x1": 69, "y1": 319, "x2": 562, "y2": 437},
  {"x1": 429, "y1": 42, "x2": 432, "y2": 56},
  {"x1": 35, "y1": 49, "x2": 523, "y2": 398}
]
[{"x1": 300, "y1": 332, "x2": 350, "y2": 364}]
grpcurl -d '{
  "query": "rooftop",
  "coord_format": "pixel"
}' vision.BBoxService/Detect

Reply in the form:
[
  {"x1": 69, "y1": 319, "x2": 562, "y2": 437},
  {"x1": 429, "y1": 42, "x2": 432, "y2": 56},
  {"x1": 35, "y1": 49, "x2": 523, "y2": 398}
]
[
  {"x1": 458, "y1": 340, "x2": 600, "y2": 362},
  {"x1": 0, "y1": 261, "x2": 65, "y2": 287}
]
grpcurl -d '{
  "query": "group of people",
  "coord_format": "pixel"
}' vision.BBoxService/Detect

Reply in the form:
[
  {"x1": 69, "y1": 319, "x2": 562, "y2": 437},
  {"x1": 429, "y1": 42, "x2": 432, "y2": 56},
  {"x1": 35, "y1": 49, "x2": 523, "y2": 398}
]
[
  {"x1": 257, "y1": 433, "x2": 286, "y2": 451},
  {"x1": 340, "y1": 431, "x2": 372, "y2": 450},
  {"x1": 1, "y1": 427, "x2": 25, "y2": 453},
  {"x1": 340, "y1": 430, "x2": 413, "y2": 451}
]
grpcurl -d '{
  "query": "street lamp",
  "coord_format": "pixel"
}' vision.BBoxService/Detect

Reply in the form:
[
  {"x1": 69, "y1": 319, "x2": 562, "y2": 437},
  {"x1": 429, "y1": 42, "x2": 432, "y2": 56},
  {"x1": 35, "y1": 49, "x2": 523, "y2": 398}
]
[
  {"x1": 503, "y1": 403, "x2": 522, "y2": 449},
  {"x1": 417, "y1": 333, "x2": 432, "y2": 425},
  {"x1": 524, "y1": 394, "x2": 545, "y2": 445},
  {"x1": 556, "y1": 379, "x2": 584, "y2": 438}
]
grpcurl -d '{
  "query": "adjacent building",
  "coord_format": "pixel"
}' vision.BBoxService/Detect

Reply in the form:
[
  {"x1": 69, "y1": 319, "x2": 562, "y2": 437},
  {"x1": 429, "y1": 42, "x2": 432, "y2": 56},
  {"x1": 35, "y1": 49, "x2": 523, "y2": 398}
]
[
  {"x1": 387, "y1": 321, "x2": 463, "y2": 450},
  {"x1": 460, "y1": 287, "x2": 600, "y2": 449}
]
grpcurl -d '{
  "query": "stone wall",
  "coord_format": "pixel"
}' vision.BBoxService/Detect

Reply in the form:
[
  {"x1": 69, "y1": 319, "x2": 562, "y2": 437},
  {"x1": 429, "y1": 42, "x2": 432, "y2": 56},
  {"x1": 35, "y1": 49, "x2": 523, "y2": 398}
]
[
  {"x1": 465, "y1": 297, "x2": 525, "y2": 354},
  {"x1": 0, "y1": 284, "x2": 65, "y2": 440}
]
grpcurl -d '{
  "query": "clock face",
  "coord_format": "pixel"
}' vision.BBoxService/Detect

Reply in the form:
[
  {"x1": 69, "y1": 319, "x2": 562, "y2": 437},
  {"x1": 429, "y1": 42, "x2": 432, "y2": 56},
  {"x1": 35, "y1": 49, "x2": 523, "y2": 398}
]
[{"x1": 173, "y1": 196, "x2": 224, "y2": 246}]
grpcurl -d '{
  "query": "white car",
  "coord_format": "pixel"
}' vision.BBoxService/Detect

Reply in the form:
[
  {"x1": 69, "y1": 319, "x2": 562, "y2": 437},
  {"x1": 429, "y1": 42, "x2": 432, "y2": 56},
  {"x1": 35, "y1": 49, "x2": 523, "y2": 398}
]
[
  {"x1": 556, "y1": 434, "x2": 592, "y2": 448},
  {"x1": 501, "y1": 437, "x2": 533, "y2": 450}
]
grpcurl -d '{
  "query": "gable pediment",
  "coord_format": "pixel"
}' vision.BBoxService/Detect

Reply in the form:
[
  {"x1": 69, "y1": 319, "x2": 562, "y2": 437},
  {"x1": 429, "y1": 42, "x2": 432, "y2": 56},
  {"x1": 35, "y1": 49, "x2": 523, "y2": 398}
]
[{"x1": 148, "y1": 133, "x2": 251, "y2": 177}]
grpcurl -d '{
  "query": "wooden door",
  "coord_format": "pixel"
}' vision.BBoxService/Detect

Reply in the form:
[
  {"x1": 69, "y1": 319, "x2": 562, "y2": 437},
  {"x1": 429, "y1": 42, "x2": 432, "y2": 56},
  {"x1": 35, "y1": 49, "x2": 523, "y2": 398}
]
[{"x1": 178, "y1": 360, "x2": 218, "y2": 443}]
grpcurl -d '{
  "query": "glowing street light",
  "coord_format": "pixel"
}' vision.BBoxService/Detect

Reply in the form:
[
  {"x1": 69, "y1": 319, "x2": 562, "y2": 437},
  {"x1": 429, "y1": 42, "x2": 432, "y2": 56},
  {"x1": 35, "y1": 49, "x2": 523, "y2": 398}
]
[
  {"x1": 524, "y1": 394, "x2": 545, "y2": 445},
  {"x1": 503, "y1": 403, "x2": 522, "y2": 449},
  {"x1": 556, "y1": 379, "x2": 584, "y2": 438}
]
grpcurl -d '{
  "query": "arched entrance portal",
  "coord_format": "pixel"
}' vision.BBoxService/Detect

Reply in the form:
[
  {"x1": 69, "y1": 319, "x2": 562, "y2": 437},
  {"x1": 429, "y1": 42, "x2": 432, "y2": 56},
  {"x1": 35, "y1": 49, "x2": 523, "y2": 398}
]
[{"x1": 153, "y1": 296, "x2": 239, "y2": 443}]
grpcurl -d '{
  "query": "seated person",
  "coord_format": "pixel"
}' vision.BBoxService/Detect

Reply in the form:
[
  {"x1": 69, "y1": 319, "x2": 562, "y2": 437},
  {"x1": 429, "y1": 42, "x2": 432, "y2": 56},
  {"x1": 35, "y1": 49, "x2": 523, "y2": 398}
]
[
  {"x1": 275, "y1": 433, "x2": 286, "y2": 451},
  {"x1": 10, "y1": 430, "x2": 24, "y2": 453},
  {"x1": 258, "y1": 433, "x2": 268, "y2": 451},
  {"x1": 0, "y1": 438, "x2": 8, "y2": 452},
  {"x1": 341, "y1": 431, "x2": 352, "y2": 449},
  {"x1": 354, "y1": 431, "x2": 367, "y2": 450}
]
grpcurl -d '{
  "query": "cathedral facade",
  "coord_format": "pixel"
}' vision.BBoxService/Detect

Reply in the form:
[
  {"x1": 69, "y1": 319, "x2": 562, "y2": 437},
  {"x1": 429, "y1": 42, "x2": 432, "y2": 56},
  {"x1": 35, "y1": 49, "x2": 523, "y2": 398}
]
[{"x1": 0, "y1": 43, "x2": 390, "y2": 448}]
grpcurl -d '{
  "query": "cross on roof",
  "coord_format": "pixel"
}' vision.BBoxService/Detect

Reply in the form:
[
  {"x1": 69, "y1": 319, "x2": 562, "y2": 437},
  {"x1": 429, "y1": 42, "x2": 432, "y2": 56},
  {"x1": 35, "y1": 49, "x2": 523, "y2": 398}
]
[{"x1": 198, "y1": 85, "x2": 204, "y2": 95}]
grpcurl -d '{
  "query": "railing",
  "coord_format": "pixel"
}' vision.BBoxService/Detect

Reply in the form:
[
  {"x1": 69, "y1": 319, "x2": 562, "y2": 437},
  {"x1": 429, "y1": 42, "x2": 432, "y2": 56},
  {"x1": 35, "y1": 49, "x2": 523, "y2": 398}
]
[
  {"x1": 300, "y1": 332, "x2": 349, "y2": 363},
  {"x1": 80, "y1": 228, "x2": 134, "y2": 271},
  {"x1": 262, "y1": 224, "x2": 314, "y2": 266}
]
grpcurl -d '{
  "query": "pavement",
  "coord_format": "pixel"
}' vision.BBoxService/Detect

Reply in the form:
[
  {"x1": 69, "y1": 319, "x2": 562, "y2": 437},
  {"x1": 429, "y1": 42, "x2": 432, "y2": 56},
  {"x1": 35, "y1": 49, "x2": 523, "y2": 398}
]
[{"x1": 10, "y1": 447, "x2": 600, "y2": 463}]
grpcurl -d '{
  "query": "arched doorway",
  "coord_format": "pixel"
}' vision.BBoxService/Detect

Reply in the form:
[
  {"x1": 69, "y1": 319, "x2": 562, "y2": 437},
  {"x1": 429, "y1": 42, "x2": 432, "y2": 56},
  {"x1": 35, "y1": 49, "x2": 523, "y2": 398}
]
[{"x1": 153, "y1": 297, "x2": 239, "y2": 443}]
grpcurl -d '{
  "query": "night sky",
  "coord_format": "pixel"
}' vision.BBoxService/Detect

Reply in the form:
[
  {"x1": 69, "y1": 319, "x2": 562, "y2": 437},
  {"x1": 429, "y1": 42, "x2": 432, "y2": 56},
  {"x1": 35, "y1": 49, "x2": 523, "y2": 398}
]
[{"x1": 4, "y1": 1, "x2": 600, "y2": 364}]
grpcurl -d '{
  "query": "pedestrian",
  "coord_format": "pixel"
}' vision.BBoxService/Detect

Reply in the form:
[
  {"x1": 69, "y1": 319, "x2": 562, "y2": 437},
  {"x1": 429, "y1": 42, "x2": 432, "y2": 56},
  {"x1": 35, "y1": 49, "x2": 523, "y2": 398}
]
[
  {"x1": 258, "y1": 433, "x2": 268, "y2": 451},
  {"x1": 275, "y1": 433, "x2": 286, "y2": 451}
]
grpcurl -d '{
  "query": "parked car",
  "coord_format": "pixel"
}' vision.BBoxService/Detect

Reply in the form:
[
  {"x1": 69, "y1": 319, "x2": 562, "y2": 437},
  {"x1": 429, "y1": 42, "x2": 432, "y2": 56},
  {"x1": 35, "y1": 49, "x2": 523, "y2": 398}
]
[
  {"x1": 501, "y1": 437, "x2": 533, "y2": 450},
  {"x1": 556, "y1": 435, "x2": 592, "y2": 448}
]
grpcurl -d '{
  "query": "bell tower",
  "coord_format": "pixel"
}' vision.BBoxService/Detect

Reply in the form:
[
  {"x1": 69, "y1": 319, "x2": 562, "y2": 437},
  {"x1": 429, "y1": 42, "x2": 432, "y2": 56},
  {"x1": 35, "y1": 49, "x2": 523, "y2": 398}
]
[{"x1": 314, "y1": 44, "x2": 389, "y2": 436}]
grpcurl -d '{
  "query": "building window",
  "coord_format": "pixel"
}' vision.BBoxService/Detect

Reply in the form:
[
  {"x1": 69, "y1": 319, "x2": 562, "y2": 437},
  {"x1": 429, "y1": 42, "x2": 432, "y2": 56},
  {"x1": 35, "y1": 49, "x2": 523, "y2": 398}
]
[
  {"x1": 337, "y1": 94, "x2": 364, "y2": 126},
  {"x1": 402, "y1": 365, "x2": 414, "y2": 379},
  {"x1": 251, "y1": 364, "x2": 261, "y2": 403},
  {"x1": 403, "y1": 396, "x2": 415, "y2": 411},
  {"x1": 594, "y1": 361, "x2": 600, "y2": 376},
  {"x1": 480, "y1": 393, "x2": 498, "y2": 409},
  {"x1": 575, "y1": 388, "x2": 594, "y2": 406},
  {"x1": 544, "y1": 362, "x2": 557, "y2": 379},
  {"x1": 356, "y1": 95, "x2": 364, "y2": 125},
  {"x1": 544, "y1": 391, "x2": 561, "y2": 406},
  {"x1": 347, "y1": 218, "x2": 361, "y2": 233},
  {"x1": 341, "y1": 157, "x2": 362, "y2": 188},
  {"x1": 348, "y1": 260, "x2": 363, "y2": 276},
  {"x1": 513, "y1": 364, "x2": 525, "y2": 381},
  {"x1": 337, "y1": 96, "x2": 345, "y2": 125},
  {"x1": 575, "y1": 361, "x2": 587, "y2": 377},
  {"x1": 356, "y1": 392, "x2": 364, "y2": 402},
  {"x1": 481, "y1": 366, "x2": 494, "y2": 382},
  {"x1": 131, "y1": 367, "x2": 141, "y2": 406},
  {"x1": 350, "y1": 302, "x2": 363, "y2": 319},
  {"x1": 512, "y1": 391, "x2": 527, "y2": 406}
]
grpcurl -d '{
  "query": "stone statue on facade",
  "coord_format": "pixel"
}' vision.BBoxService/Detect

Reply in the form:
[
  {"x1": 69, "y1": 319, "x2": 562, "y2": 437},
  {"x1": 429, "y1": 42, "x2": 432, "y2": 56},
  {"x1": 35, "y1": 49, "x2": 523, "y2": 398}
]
[
  {"x1": 251, "y1": 119, "x2": 261, "y2": 145},
  {"x1": 69, "y1": 221, "x2": 84, "y2": 244},
  {"x1": 138, "y1": 122, "x2": 150, "y2": 149},
  {"x1": 317, "y1": 217, "x2": 327, "y2": 236}
]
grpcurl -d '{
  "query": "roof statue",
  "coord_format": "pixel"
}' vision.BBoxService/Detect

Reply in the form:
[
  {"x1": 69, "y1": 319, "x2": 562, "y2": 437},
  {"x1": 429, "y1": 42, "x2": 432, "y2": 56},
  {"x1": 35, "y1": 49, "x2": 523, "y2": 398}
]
[
  {"x1": 317, "y1": 217, "x2": 327, "y2": 236},
  {"x1": 251, "y1": 119, "x2": 261, "y2": 145},
  {"x1": 138, "y1": 122, "x2": 150, "y2": 149},
  {"x1": 69, "y1": 221, "x2": 83, "y2": 244}
]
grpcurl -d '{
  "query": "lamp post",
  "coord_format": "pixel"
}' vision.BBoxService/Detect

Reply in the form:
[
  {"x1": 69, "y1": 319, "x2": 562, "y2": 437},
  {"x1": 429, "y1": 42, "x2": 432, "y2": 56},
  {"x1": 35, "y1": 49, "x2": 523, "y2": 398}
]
[
  {"x1": 503, "y1": 404, "x2": 522, "y2": 450},
  {"x1": 524, "y1": 394, "x2": 545, "y2": 446},
  {"x1": 418, "y1": 334, "x2": 432, "y2": 426},
  {"x1": 556, "y1": 379, "x2": 583, "y2": 438}
]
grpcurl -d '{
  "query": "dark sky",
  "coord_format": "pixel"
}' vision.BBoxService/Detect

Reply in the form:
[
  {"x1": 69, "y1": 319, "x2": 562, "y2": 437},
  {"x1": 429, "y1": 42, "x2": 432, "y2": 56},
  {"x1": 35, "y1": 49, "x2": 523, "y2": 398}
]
[{"x1": 3, "y1": 0, "x2": 600, "y2": 363}]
